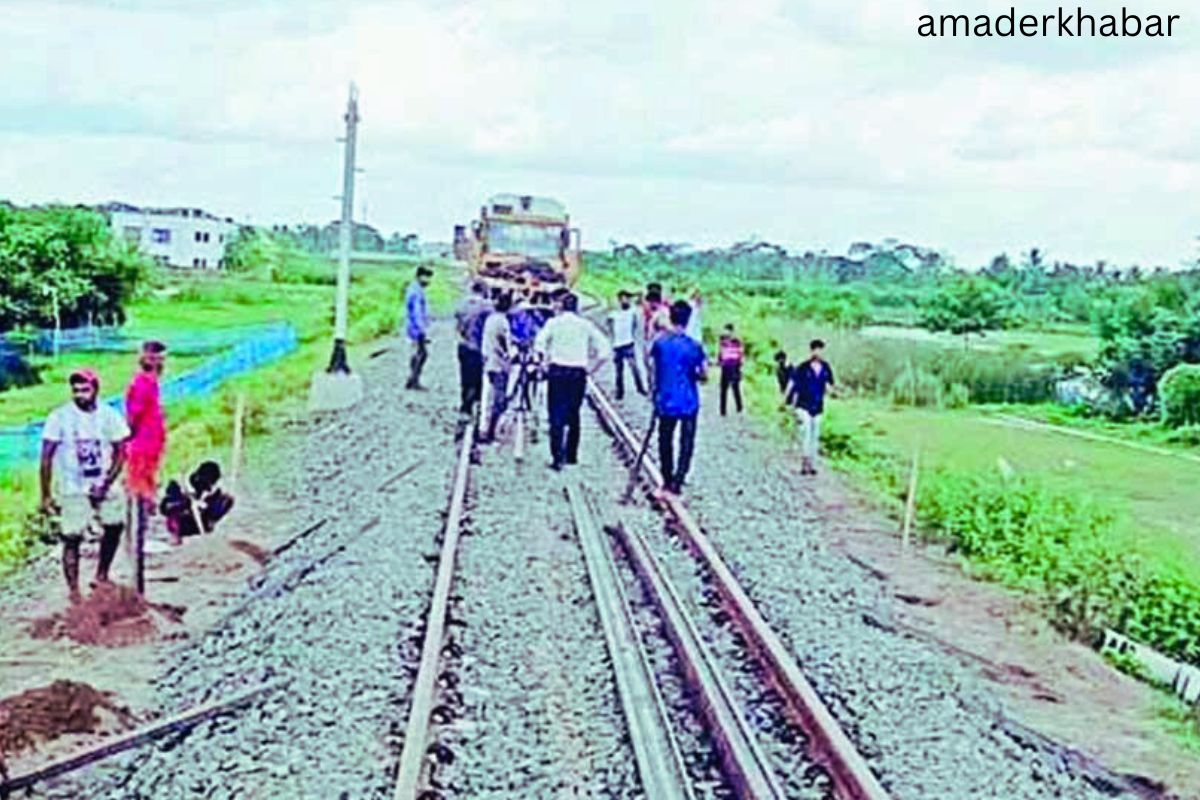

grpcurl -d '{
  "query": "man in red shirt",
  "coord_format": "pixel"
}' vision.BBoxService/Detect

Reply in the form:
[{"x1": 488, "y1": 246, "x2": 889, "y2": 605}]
[{"x1": 125, "y1": 341, "x2": 168, "y2": 551}]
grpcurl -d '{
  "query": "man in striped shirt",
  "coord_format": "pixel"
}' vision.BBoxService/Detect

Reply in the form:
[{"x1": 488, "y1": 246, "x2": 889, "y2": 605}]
[{"x1": 717, "y1": 324, "x2": 744, "y2": 416}]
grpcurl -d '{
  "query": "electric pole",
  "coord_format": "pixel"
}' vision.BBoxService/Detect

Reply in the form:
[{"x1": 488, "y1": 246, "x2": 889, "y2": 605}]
[{"x1": 327, "y1": 83, "x2": 359, "y2": 373}]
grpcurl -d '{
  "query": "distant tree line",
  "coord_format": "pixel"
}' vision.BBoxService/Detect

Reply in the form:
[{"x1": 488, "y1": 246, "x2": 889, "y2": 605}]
[
  {"x1": 268, "y1": 222, "x2": 420, "y2": 255},
  {"x1": 597, "y1": 239, "x2": 1200, "y2": 421}
]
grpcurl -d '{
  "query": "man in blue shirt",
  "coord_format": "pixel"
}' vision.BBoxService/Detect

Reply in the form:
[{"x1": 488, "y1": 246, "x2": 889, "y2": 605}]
[
  {"x1": 404, "y1": 266, "x2": 433, "y2": 390},
  {"x1": 650, "y1": 300, "x2": 707, "y2": 495},
  {"x1": 789, "y1": 338, "x2": 835, "y2": 475}
]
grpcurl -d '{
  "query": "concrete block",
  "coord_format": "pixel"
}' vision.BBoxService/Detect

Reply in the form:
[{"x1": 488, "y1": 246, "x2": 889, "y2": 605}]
[{"x1": 307, "y1": 371, "x2": 364, "y2": 413}]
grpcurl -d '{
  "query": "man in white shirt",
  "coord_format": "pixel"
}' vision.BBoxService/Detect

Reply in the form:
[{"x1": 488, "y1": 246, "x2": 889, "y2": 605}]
[
  {"x1": 534, "y1": 293, "x2": 611, "y2": 470},
  {"x1": 480, "y1": 291, "x2": 514, "y2": 443},
  {"x1": 607, "y1": 290, "x2": 646, "y2": 400},
  {"x1": 39, "y1": 369, "x2": 131, "y2": 604}
]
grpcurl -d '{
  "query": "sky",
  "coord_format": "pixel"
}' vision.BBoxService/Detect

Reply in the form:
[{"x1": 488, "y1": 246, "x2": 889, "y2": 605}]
[{"x1": 1, "y1": 0, "x2": 1198, "y2": 268}]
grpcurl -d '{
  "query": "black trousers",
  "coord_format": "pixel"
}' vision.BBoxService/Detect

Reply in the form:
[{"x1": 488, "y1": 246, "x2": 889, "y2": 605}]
[
  {"x1": 720, "y1": 364, "x2": 743, "y2": 415},
  {"x1": 658, "y1": 413, "x2": 698, "y2": 487},
  {"x1": 546, "y1": 364, "x2": 587, "y2": 466},
  {"x1": 613, "y1": 343, "x2": 646, "y2": 399},
  {"x1": 457, "y1": 344, "x2": 483, "y2": 412},
  {"x1": 408, "y1": 336, "x2": 428, "y2": 387}
]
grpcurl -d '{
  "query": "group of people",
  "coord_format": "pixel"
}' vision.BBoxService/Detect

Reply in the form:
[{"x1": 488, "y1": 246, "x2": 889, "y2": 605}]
[
  {"x1": 38, "y1": 341, "x2": 234, "y2": 604},
  {"x1": 401, "y1": 267, "x2": 835, "y2": 494}
]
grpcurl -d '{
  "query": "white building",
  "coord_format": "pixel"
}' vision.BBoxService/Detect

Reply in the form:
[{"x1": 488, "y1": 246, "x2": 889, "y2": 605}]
[{"x1": 100, "y1": 202, "x2": 240, "y2": 269}]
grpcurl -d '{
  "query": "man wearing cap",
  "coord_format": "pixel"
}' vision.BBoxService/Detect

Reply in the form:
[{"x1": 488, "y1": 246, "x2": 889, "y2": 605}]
[
  {"x1": 40, "y1": 369, "x2": 130, "y2": 603},
  {"x1": 126, "y1": 341, "x2": 169, "y2": 543}
]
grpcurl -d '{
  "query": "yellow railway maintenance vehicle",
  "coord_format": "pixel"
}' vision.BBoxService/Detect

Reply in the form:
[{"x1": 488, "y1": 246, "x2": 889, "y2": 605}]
[{"x1": 453, "y1": 194, "x2": 581, "y2": 306}]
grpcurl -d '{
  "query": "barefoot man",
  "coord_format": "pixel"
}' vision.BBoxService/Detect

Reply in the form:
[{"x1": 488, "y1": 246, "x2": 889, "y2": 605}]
[{"x1": 40, "y1": 369, "x2": 130, "y2": 604}]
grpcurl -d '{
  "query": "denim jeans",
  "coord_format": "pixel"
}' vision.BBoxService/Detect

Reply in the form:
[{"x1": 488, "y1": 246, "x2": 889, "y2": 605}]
[
  {"x1": 613, "y1": 343, "x2": 646, "y2": 399},
  {"x1": 658, "y1": 413, "x2": 698, "y2": 487},
  {"x1": 457, "y1": 344, "x2": 483, "y2": 412},
  {"x1": 720, "y1": 364, "x2": 743, "y2": 415}
]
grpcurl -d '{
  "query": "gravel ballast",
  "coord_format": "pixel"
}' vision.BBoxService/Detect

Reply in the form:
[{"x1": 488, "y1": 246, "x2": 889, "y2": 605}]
[
  {"x1": 24, "y1": 313, "x2": 1138, "y2": 800},
  {"x1": 38, "y1": 332, "x2": 462, "y2": 799},
  {"x1": 435, "y1": 417, "x2": 643, "y2": 799},
  {"x1": 600, "y1": 380, "x2": 1136, "y2": 800}
]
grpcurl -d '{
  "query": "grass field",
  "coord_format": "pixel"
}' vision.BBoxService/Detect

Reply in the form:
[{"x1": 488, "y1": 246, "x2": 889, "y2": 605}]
[
  {"x1": 1, "y1": 351, "x2": 207, "y2": 427},
  {"x1": 859, "y1": 324, "x2": 1099, "y2": 359},
  {"x1": 833, "y1": 397, "x2": 1200, "y2": 577}
]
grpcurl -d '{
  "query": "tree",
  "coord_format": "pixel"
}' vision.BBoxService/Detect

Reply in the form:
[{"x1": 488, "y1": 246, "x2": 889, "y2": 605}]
[
  {"x1": 920, "y1": 277, "x2": 1008, "y2": 346},
  {"x1": 0, "y1": 205, "x2": 146, "y2": 331}
]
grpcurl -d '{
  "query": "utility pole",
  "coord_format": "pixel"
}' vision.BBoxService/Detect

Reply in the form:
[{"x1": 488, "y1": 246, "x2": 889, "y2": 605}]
[
  {"x1": 308, "y1": 83, "x2": 365, "y2": 412},
  {"x1": 327, "y1": 83, "x2": 359, "y2": 374}
]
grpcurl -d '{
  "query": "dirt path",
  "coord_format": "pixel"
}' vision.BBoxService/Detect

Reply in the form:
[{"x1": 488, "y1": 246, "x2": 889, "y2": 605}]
[{"x1": 0, "y1": 458, "x2": 294, "y2": 781}]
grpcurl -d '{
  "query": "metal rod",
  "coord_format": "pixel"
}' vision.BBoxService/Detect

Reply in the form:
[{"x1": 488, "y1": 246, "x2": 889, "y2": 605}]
[
  {"x1": 565, "y1": 482, "x2": 695, "y2": 800},
  {"x1": 588, "y1": 379, "x2": 892, "y2": 800},
  {"x1": 0, "y1": 681, "x2": 281, "y2": 795},
  {"x1": 393, "y1": 418, "x2": 475, "y2": 798}
]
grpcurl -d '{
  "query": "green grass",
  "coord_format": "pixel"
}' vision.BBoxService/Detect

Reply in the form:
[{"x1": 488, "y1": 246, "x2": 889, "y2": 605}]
[
  {"x1": 860, "y1": 323, "x2": 1099, "y2": 359},
  {"x1": 1156, "y1": 701, "x2": 1200, "y2": 756},
  {"x1": 0, "y1": 262, "x2": 460, "y2": 575},
  {"x1": 833, "y1": 397, "x2": 1200, "y2": 577},
  {"x1": 0, "y1": 352, "x2": 207, "y2": 427}
]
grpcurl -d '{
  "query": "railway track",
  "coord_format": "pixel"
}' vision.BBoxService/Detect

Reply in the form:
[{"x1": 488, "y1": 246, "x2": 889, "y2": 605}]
[{"x1": 392, "y1": 382, "x2": 891, "y2": 799}]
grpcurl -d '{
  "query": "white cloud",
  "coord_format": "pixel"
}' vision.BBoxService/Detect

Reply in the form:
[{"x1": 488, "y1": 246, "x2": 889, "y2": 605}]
[{"x1": 0, "y1": 0, "x2": 1197, "y2": 267}]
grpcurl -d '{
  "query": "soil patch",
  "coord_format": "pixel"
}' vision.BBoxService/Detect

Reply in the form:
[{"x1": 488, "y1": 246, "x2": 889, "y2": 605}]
[
  {"x1": 27, "y1": 584, "x2": 172, "y2": 647},
  {"x1": 227, "y1": 538, "x2": 271, "y2": 565},
  {"x1": 0, "y1": 680, "x2": 135, "y2": 759}
]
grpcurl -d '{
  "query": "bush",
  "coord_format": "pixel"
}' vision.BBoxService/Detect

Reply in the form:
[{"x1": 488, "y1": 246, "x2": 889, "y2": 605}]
[
  {"x1": 889, "y1": 363, "x2": 942, "y2": 407},
  {"x1": 1160, "y1": 364, "x2": 1200, "y2": 428},
  {"x1": 943, "y1": 382, "x2": 971, "y2": 409},
  {"x1": 1162, "y1": 425, "x2": 1200, "y2": 447},
  {"x1": 917, "y1": 469, "x2": 1200, "y2": 665}
]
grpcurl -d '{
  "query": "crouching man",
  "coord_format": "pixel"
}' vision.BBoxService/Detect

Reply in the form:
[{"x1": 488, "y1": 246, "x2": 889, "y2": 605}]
[{"x1": 39, "y1": 369, "x2": 130, "y2": 604}]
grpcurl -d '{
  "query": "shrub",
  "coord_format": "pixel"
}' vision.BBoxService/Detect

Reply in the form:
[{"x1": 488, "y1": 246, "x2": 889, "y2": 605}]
[
  {"x1": 943, "y1": 382, "x2": 971, "y2": 409},
  {"x1": 1160, "y1": 364, "x2": 1200, "y2": 428},
  {"x1": 889, "y1": 363, "x2": 942, "y2": 407},
  {"x1": 916, "y1": 469, "x2": 1200, "y2": 665}
]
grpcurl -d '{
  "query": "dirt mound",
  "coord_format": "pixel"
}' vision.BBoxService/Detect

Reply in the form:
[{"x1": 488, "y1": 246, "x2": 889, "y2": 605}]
[
  {"x1": 0, "y1": 680, "x2": 134, "y2": 758},
  {"x1": 29, "y1": 584, "x2": 166, "y2": 647}
]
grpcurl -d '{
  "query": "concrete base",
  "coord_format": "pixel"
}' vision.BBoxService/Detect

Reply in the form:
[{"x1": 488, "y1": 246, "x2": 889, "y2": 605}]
[{"x1": 308, "y1": 371, "x2": 365, "y2": 413}]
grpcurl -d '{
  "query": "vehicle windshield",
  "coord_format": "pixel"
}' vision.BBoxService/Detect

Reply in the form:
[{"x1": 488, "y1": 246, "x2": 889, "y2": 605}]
[{"x1": 487, "y1": 221, "x2": 562, "y2": 258}]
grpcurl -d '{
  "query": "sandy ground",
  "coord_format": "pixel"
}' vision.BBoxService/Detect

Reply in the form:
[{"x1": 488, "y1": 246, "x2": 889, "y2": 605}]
[{"x1": 0, "y1": 446, "x2": 295, "y2": 782}]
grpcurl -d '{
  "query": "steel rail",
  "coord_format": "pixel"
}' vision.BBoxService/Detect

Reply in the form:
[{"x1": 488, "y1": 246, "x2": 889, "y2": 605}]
[
  {"x1": 587, "y1": 381, "x2": 892, "y2": 800},
  {"x1": 392, "y1": 418, "x2": 476, "y2": 799},
  {"x1": 565, "y1": 481, "x2": 695, "y2": 800},
  {"x1": 601, "y1": 505, "x2": 786, "y2": 798}
]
